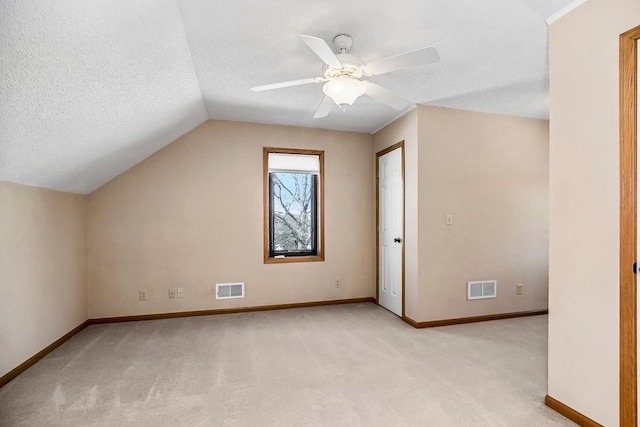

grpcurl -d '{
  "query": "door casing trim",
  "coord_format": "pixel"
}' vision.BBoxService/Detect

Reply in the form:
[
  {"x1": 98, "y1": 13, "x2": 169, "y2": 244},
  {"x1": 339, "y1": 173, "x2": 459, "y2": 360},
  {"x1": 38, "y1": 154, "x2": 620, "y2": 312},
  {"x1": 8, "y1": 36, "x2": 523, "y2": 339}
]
[{"x1": 620, "y1": 24, "x2": 640, "y2": 427}]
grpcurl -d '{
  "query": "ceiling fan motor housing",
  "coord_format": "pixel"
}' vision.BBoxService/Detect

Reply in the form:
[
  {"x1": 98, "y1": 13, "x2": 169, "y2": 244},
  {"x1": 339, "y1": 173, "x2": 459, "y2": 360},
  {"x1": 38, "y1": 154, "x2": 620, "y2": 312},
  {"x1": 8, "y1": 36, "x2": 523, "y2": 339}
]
[{"x1": 324, "y1": 53, "x2": 364, "y2": 79}]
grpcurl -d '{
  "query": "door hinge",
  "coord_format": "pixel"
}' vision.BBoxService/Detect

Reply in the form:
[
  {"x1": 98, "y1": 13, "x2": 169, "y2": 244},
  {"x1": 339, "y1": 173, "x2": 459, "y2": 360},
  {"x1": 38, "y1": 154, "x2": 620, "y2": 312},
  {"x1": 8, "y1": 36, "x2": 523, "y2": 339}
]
[{"x1": 634, "y1": 262, "x2": 637, "y2": 275}]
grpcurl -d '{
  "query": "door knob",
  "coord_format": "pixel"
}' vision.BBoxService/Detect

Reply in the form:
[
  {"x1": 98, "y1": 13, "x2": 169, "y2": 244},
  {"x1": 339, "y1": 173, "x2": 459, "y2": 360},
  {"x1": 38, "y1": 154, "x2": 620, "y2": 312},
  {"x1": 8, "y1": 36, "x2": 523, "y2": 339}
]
[{"x1": 394, "y1": 237, "x2": 402, "y2": 243}]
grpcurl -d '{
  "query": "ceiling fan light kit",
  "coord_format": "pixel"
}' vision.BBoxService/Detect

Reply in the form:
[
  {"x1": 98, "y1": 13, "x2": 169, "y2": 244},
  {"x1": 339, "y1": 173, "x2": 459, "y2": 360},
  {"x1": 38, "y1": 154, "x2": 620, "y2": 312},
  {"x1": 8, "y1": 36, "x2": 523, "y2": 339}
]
[
  {"x1": 251, "y1": 34, "x2": 440, "y2": 118},
  {"x1": 322, "y1": 77, "x2": 367, "y2": 108}
]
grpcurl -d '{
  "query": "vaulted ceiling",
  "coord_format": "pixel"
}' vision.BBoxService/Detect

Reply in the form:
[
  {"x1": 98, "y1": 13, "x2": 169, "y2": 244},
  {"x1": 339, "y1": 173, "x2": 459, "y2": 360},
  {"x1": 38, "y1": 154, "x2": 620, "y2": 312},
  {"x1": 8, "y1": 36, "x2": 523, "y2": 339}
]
[{"x1": 0, "y1": 0, "x2": 580, "y2": 194}]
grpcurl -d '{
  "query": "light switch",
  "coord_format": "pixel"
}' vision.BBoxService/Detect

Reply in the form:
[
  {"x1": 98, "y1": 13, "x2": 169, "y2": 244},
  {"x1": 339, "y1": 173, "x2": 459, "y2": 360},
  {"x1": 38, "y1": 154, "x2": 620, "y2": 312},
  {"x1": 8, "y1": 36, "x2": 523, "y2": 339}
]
[{"x1": 446, "y1": 214, "x2": 453, "y2": 226}]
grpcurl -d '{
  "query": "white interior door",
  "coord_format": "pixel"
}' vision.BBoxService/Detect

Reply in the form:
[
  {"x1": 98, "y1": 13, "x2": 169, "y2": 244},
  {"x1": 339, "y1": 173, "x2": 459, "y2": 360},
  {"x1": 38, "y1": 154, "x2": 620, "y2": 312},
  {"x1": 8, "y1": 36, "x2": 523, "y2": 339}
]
[{"x1": 378, "y1": 146, "x2": 404, "y2": 316}]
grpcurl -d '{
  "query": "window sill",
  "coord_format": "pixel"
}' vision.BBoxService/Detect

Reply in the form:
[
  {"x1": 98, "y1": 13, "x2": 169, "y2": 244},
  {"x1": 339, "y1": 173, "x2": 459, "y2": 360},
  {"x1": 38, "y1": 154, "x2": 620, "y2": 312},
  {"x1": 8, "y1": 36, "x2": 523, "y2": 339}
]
[{"x1": 264, "y1": 255, "x2": 324, "y2": 264}]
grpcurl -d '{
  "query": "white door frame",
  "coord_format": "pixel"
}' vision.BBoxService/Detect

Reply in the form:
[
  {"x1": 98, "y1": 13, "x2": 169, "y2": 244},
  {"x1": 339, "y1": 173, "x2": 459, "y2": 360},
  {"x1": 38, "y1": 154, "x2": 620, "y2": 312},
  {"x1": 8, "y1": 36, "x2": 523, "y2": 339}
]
[{"x1": 376, "y1": 141, "x2": 405, "y2": 317}]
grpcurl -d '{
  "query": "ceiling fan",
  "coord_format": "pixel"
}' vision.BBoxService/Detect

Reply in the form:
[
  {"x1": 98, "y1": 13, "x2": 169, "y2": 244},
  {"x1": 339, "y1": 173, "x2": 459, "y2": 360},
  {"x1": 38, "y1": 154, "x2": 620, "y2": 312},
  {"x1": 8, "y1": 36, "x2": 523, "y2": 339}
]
[{"x1": 251, "y1": 34, "x2": 440, "y2": 119}]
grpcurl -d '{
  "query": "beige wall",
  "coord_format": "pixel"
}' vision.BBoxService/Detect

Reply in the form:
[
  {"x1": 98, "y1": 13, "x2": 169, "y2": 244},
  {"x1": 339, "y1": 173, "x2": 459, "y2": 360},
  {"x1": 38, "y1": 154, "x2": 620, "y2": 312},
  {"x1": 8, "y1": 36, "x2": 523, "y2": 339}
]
[
  {"x1": 548, "y1": 1, "x2": 640, "y2": 425},
  {"x1": 372, "y1": 109, "x2": 420, "y2": 319},
  {"x1": 0, "y1": 181, "x2": 87, "y2": 377},
  {"x1": 87, "y1": 120, "x2": 374, "y2": 318},
  {"x1": 373, "y1": 107, "x2": 549, "y2": 323},
  {"x1": 417, "y1": 106, "x2": 549, "y2": 321}
]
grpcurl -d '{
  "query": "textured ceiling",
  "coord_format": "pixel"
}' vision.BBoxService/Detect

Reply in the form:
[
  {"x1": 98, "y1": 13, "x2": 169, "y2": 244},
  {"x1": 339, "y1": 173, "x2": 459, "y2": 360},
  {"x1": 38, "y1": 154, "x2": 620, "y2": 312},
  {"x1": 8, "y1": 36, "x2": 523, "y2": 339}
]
[{"x1": 0, "y1": 0, "x2": 579, "y2": 194}]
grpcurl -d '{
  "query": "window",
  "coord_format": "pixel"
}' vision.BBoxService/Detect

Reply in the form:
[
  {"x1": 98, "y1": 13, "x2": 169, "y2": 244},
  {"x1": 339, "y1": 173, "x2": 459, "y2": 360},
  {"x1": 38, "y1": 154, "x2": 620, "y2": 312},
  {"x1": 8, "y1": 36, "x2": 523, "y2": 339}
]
[{"x1": 263, "y1": 147, "x2": 324, "y2": 263}]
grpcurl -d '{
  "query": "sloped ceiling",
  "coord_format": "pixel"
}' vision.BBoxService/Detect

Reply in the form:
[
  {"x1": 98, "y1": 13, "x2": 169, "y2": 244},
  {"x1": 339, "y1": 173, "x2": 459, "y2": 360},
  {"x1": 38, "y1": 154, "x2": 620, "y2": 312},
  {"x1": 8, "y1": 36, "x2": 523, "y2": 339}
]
[{"x1": 0, "y1": 0, "x2": 579, "y2": 194}]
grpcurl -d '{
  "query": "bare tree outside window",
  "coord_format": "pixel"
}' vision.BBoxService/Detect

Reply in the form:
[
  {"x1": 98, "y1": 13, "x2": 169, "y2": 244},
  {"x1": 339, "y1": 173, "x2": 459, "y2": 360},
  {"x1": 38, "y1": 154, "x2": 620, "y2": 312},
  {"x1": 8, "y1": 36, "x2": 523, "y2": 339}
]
[{"x1": 271, "y1": 172, "x2": 316, "y2": 253}]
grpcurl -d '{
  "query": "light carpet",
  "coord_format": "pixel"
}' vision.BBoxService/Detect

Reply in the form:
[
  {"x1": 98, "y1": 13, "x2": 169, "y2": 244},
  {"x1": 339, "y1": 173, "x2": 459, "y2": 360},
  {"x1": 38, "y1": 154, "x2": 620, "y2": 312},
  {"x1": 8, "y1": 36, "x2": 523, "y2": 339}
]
[{"x1": 0, "y1": 303, "x2": 575, "y2": 426}]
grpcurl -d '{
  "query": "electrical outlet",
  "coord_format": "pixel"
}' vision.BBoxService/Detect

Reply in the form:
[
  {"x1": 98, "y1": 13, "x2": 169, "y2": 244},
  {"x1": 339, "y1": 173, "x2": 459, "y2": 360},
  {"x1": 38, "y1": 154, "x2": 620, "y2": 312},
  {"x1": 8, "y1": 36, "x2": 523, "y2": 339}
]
[
  {"x1": 168, "y1": 288, "x2": 176, "y2": 299},
  {"x1": 177, "y1": 287, "x2": 184, "y2": 298},
  {"x1": 335, "y1": 280, "x2": 341, "y2": 288},
  {"x1": 139, "y1": 289, "x2": 147, "y2": 301},
  {"x1": 516, "y1": 283, "x2": 523, "y2": 295}
]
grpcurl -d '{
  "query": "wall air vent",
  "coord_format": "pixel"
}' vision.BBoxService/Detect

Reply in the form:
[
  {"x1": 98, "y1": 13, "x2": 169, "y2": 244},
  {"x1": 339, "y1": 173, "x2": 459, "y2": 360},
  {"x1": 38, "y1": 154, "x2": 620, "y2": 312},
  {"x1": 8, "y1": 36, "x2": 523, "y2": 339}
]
[
  {"x1": 216, "y1": 282, "x2": 245, "y2": 300},
  {"x1": 467, "y1": 280, "x2": 497, "y2": 300}
]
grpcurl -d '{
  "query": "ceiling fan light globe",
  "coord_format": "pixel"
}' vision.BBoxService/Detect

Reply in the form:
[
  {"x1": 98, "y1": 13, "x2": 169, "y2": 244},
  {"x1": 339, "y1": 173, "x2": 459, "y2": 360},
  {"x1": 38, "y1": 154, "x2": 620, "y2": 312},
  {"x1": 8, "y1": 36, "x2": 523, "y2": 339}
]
[{"x1": 322, "y1": 78, "x2": 366, "y2": 107}]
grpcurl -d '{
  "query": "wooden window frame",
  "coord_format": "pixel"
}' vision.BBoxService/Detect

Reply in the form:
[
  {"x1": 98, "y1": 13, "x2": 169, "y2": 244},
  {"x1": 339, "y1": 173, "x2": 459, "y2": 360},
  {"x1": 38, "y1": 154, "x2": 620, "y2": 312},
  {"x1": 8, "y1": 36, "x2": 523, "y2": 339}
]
[{"x1": 263, "y1": 147, "x2": 325, "y2": 264}]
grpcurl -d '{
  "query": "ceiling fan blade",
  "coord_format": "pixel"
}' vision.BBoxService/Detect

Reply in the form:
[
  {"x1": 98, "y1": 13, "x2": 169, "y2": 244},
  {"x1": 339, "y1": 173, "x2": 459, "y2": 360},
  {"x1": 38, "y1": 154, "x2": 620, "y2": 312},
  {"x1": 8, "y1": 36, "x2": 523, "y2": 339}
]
[
  {"x1": 251, "y1": 78, "x2": 321, "y2": 92},
  {"x1": 313, "y1": 96, "x2": 334, "y2": 119},
  {"x1": 300, "y1": 35, "x2": 343, "y2": 69},
  {"x1": 365, "y1": 82, "x2": 413, "y2": 111},
  {"x1": 364, "y1": 47, "x2": 440, "y2": 76}
]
